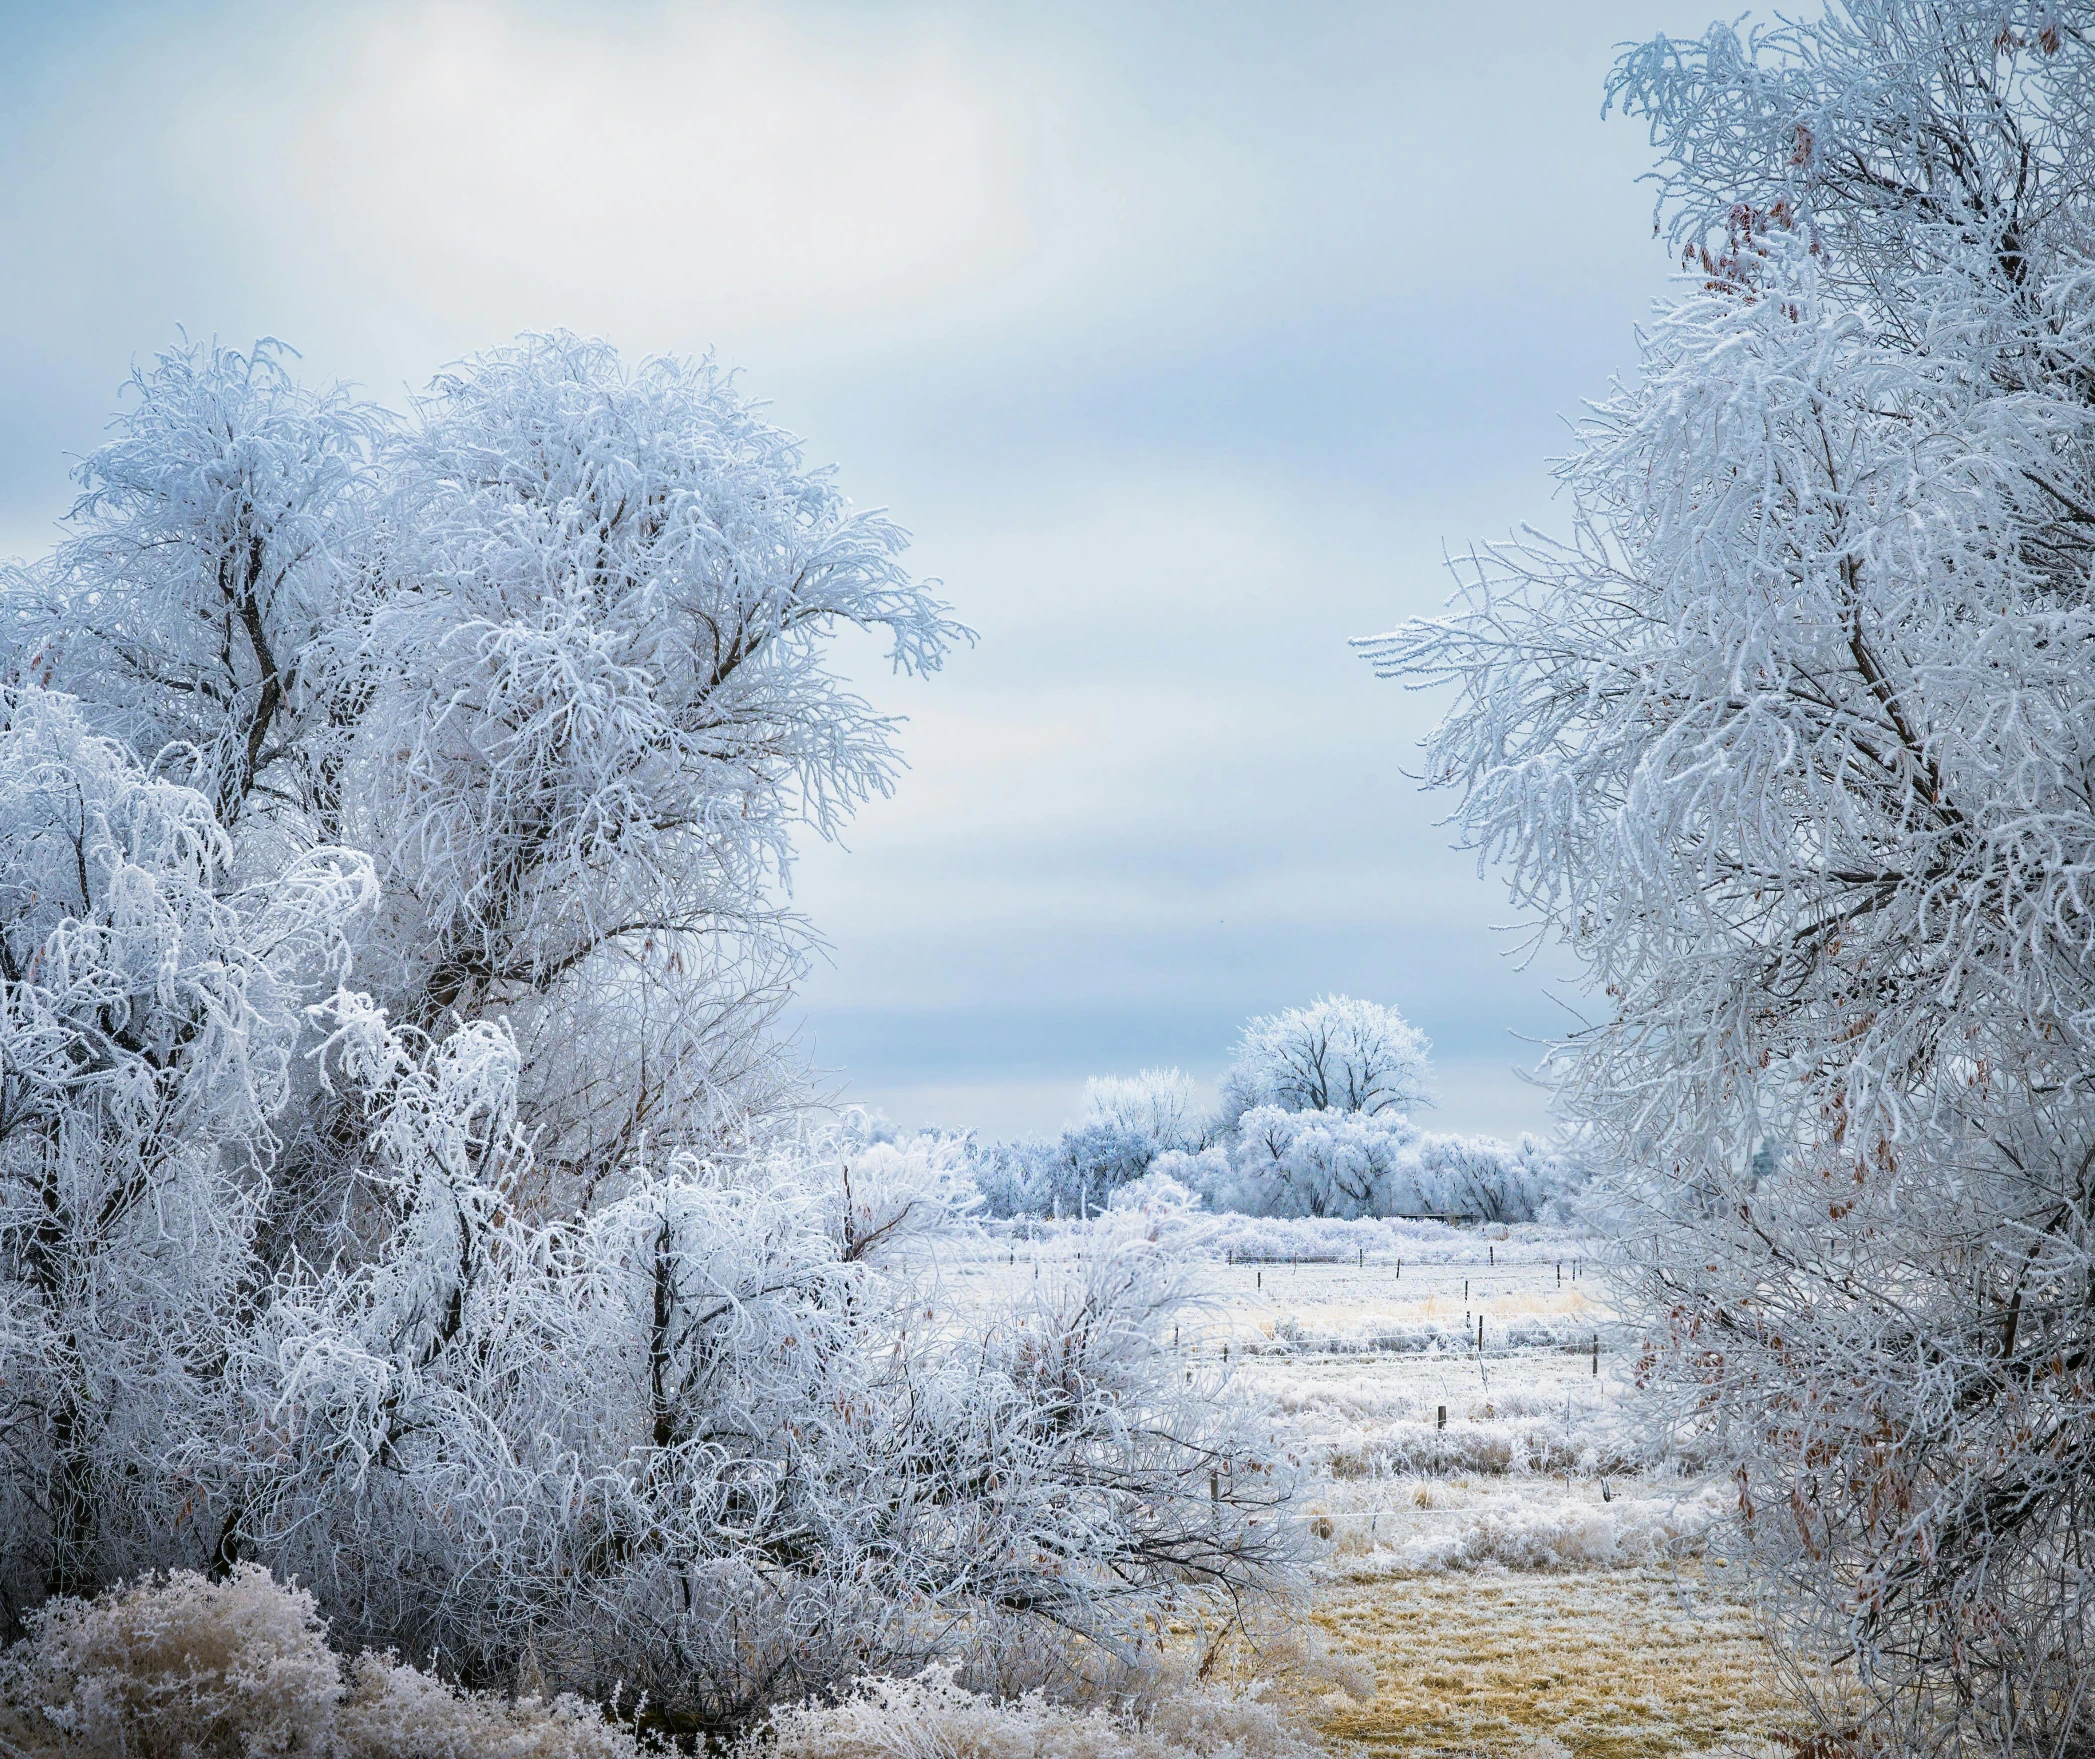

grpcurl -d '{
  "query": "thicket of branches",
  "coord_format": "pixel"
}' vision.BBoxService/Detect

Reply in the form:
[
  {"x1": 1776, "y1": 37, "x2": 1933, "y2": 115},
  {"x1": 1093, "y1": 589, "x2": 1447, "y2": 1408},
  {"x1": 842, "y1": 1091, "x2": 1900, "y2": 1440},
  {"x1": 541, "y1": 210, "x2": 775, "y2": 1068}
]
[
  {"x1": 0, "y1": 334, "x2": 1301, "y2": 1735},
  {"x1": 1374, "y1": 4, "x2": 2095, "y2": 1752}
]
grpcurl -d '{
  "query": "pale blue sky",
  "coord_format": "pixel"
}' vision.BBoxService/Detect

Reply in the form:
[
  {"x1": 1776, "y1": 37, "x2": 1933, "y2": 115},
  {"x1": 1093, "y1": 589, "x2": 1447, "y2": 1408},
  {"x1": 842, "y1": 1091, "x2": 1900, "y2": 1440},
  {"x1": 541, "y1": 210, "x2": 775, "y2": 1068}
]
[{"x1": 0, "y1": 0, "x2": 1694, "y2": 1138}]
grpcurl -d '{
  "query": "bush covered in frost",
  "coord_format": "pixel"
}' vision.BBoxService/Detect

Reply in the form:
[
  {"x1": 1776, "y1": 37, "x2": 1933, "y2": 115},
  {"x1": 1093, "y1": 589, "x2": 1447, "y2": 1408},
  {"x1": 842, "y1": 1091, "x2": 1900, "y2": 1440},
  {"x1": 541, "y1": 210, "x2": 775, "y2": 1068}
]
[
  {"x1": 0, "y1": 1570, "x2": 1351, "y2": 1759},
  {"x1": 0, "y1": 1567, "x2": 636, "y2": 1759},
  {"x1": 754, "y1": 1667, "x2": 1326, "y2": 1759}
]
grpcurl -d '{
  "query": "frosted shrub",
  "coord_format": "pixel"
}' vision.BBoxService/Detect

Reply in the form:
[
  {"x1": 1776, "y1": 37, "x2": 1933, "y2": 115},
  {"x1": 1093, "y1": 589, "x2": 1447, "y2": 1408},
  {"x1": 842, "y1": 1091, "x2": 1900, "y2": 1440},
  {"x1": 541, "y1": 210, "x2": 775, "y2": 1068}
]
[
  {"x1": 228, "y1": 1119, "x2": 1301, "y2": 1731},
  {"x1": 1189, "y1": 1211, "x2": 1584, "y2": 1266},
  {"x1": 0, "y1": 1567, "x2": 635, "y2": 1759},
  {"x1": 0, "y1": 1566, "x2": 345, "y2": 1758},
  {"x1": 967, "y1": 1139, "x2": 1058, "y2": 1220},
  {"x1": 1145, "y1": 1149, "x2": 1233, "y2": 1210},
  {"x1": 335, "y1": 1655, "x2": 636, "y2": 1759},
  {"x1": 755, "y1": 1664, "x2": 1328, "y2": 1759}
]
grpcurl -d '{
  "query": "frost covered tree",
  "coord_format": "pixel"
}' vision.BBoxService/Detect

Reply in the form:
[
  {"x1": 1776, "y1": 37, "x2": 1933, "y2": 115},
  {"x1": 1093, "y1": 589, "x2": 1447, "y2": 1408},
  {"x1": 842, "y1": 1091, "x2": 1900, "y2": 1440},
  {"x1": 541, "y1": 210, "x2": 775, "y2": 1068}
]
[
  {"x1": 5, "y1": 333, "x2": 969, "y2": 1212},
  {"x1": 971, "y1": 1071, "x2": 1213, "y2": 1221},
  {"x1": 343, "y1": 335, "x2": 969, "y2": 1188},
  {"x1": 0, "y1": 691, "x2": 371, "y2": 1611},
  {"x1": 1225, "y1": 1108, "x2": 1413, "y2": 1219},
  {"x1": 973, "y1": 1017, "x2": 1567, "y2": 1223},
  {"x1": 1220, "y1": 1110, "x2": 1571, "y2": 1222},
  {"x1": 1370, "y1": 6, "x2": 2095, "y2": 1751},
  {"x1": 1218, "y1": 995, "x2": 1429, "y2": 1132},
  {"x1": 1082, "y1": 1068, "x2": 1213, "y2": 1156},
  {"x1": 0, "y1": 334, "x2": 1302, "y2": 1721},
  {"x1": 3, "y1": 339, "x2": 384, "y2": 835},
  {"x1": 225, "y1": 1114, "x2": 1299, "y2": 1730}
]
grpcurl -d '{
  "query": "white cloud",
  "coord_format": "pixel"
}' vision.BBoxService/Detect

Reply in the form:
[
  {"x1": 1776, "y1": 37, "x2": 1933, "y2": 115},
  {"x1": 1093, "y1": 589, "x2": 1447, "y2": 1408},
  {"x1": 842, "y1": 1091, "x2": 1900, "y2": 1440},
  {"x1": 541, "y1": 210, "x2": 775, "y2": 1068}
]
[{"x1": 141, "y1": 1, "x2": 1273, "y2": 367}]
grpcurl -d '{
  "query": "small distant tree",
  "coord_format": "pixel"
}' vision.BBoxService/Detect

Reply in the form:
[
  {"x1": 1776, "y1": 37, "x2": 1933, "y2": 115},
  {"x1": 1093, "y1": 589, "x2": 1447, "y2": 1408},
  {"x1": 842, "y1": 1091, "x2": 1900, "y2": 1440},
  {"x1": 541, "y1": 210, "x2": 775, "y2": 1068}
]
[
  {"x1": 1220, "y1": 1111, "x2": 1573, "y2": 1222},
  {"x1": 1226, "y1": 1106, "x2": 1414, "y2": 1218},
  {"x1": 1219, "y1": 995, "x2": 1430, "y2": 1130},
  {"x1": 1052, "y1": 1122, "x2": 1154, "y2": 1215},
  {"x1": 1081, "y1": 1067, "x2": 1213, "y2": 1155}
]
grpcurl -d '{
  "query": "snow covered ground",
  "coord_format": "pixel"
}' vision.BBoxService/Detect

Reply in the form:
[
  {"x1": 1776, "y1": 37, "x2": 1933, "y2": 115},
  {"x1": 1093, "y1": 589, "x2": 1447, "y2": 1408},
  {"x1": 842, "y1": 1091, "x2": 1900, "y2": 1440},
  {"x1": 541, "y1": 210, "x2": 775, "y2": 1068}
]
[{"x1": 950, "y1": 1218, "x2": 1812, "y2": 1758}]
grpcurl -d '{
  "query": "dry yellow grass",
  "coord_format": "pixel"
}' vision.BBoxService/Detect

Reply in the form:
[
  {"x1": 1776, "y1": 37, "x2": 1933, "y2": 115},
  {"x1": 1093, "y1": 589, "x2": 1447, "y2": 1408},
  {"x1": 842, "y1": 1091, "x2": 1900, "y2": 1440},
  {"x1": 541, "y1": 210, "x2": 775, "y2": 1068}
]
[
  {"x1": 960, "y1": 1231, "x2": 1824, "y2": 1756},
  {"x1": 1311, "y1": 1566, "x2": 1809, "y2": 1759}
]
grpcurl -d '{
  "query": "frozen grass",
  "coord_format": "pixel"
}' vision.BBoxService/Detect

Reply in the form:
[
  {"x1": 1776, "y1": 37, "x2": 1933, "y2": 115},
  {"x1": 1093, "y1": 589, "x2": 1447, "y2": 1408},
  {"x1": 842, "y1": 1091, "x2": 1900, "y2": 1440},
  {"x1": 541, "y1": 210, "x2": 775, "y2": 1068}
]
[
  {"x1": 754, "y1": 1646, "x2": 1350, "y2": 1759},
  {"x1": 949, "y1": 1219, "x2": 1825, "y2": 1757},
  {"x1": 1315, "y1": 1569, "x2": 1799, "y2": 1759},
  {"x1": 1174, "y1": 1215, "x2": 1581, "y2": 1266},
  {"x1": 1304, "y1": 1477, "x2": 1726, "y2": 1573}
]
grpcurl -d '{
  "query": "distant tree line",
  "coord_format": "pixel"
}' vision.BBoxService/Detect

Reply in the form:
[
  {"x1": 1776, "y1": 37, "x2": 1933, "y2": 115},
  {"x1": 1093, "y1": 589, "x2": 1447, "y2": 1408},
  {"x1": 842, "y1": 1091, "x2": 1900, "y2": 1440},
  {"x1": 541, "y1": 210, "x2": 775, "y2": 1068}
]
[{"x1": 969, "y1": 996, "x2": 1580, "y2": 1224}]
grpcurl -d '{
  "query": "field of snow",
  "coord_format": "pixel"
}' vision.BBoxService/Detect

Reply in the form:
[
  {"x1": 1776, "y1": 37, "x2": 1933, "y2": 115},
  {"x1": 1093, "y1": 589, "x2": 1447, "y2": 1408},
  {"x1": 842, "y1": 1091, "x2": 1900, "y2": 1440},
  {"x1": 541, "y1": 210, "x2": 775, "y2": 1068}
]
[{"x1": 953, "y1": 1219, "x2": 1816, "y2": 1758}]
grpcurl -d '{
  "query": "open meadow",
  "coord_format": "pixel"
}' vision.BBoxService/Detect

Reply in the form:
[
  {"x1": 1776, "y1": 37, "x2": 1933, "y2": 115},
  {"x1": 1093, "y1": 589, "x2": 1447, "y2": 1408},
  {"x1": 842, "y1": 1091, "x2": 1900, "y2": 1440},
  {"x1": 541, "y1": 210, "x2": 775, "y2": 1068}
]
[{"x1": 957, "y1": 1220, "x2": 1817, "y2": 1759}]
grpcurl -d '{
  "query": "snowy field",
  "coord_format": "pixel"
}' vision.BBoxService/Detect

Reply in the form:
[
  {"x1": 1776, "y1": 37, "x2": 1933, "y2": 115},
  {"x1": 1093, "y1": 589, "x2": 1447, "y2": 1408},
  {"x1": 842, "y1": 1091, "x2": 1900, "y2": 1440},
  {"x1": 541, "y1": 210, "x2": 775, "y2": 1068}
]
[{"x1": 955, "y1": 1219, "x2": 1812, "y2": 1759}]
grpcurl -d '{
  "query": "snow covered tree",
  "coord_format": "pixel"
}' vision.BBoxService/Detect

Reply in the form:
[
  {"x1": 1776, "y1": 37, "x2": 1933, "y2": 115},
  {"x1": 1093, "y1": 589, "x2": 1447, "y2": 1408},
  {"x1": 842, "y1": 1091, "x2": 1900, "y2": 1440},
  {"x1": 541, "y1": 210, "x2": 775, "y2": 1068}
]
[
  {"x1": 1081, "y1": 1068, "x2": 1214, "y2": 1155},
  {"x1": 0, "y1": 333, "x2": 1302, "y2": 1726},
  {"x1": 0, "y1": 689, "x2": 371, "y2": 1616},
  {"x1": 1224, "y1": 1106, "x2": 1413, "y2": 1219},
  {"x1": 2, "y1": 331, "x2": 970, "y2": 1217},
  {"x1": 1219, "y1": 1110, "x2": 1572, "y2": 1222},
  {"x1": 971, "y1": 1070, "x2": 1212, "y2": 1221},
  {"x1": 338, "y1": 333, "x2": 969, "y2": 1195},
  {"x1": 994, "y1": 1014, "x2": 1570, "y2": 1224},
  {"x1": 1371, "y1": 6, "x2": 2095, "y2": 1750},
  {"x1": 1218, "y1": 996, "x2": 1430, "y2": 1132},
  {"x1": 2, "y1": 339, "x2": 385, "y2": 836}
]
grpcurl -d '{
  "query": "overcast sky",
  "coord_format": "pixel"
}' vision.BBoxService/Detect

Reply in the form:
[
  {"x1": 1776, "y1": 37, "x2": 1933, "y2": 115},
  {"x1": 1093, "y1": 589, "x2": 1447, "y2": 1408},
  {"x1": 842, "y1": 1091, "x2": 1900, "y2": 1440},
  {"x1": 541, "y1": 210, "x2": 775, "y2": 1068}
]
[{"x1": 0, "y1": 0, "x2": 1698, "y2": 1139}]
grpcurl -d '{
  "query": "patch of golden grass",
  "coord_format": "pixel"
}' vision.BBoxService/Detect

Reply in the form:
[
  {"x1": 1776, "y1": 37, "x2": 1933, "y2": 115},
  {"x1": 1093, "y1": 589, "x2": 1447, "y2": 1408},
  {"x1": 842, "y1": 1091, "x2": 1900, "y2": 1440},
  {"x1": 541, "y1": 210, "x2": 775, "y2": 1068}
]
[{"x1": 1312, "y1": 1567, "x2": 1812, "y2": 1759}]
